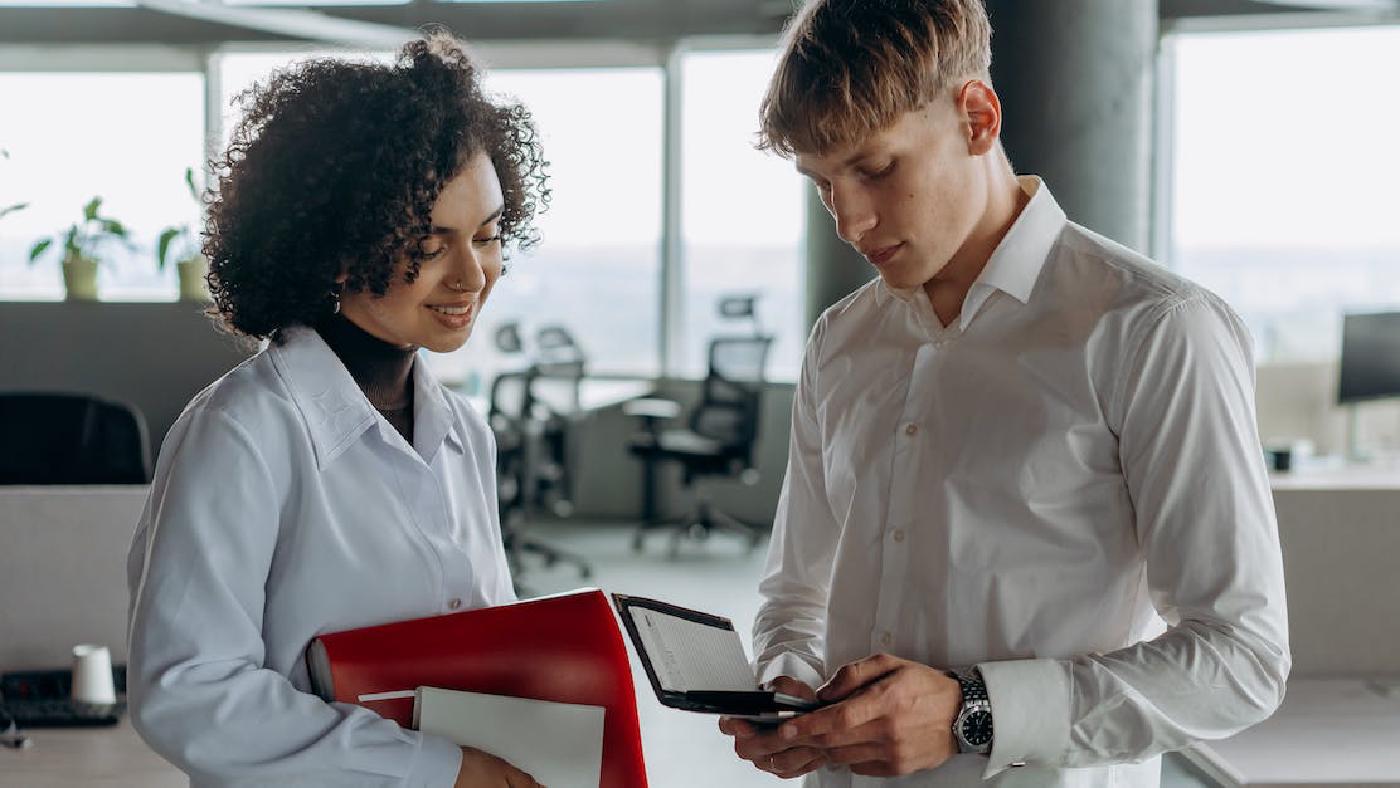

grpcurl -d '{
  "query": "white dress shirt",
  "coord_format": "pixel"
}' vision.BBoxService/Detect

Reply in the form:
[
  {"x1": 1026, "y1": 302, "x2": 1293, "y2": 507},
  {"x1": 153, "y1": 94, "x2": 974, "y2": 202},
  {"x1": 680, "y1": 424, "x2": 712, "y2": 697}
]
[
  {"x1": 127, "y1": 326, "x2": 515, "y2": 787},
  {"x1": 753, "y1": 178, "x2": 1290, "y2": 788}
]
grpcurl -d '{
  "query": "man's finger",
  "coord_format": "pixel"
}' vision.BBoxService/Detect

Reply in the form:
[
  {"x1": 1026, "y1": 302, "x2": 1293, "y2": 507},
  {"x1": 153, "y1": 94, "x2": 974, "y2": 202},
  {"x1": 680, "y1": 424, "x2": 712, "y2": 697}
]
[
  {"x1": 718, "y1": 716, "x2": 758, "y2": 737},
  {"x1": 777, "y1": 687, "x2": 885, "y2": 742},
  {"x1": 768, "y1": 745, "x2": 824, "y2": 775},
  {"x1": 824, "y1": 740, "x2": 888, "y2": 766},
  {"x1": 807, "y1": 716, "x2": 888, "y2": 750},
  {"x1": 734, "y1": 728, "x2": 803, "y2": 760},
  {"x1": 817, "y1": 654, "x2": 899, "y2": 701},
  {"x1": 766, "y1": 675, "x2": 818, "y2": 701}
]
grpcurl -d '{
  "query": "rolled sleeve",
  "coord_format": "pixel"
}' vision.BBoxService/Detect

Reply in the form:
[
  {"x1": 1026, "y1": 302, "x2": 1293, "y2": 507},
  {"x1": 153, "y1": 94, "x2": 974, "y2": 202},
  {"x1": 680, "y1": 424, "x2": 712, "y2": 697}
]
[{"x1": 978, "y1": 658, "x2": 1071, "y2": 778}]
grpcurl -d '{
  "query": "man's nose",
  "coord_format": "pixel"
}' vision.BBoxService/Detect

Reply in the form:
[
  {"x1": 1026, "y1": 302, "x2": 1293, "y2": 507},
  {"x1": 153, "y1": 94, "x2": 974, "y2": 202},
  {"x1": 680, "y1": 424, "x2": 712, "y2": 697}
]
[{"x1": 830, "y1": 184, "x2": 877, "y2": 246}]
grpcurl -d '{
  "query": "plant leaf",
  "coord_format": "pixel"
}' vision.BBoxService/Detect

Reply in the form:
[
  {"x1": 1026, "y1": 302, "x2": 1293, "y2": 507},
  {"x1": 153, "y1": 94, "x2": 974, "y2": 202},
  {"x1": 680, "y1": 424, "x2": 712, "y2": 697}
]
[
  {"x1": 63, "y1": 225, "x2": 80, "y2": 257},
  {"x1": 83, "y1": 196, "x2": 102, "y2": 221},
  {"x1": 102, "y1": 219, "x2": 129, "y2": 238},
  {"x1": 27, "y1": 237, "x2": 53, "y2": 263},
  {"x1": 0, "y1": 202, "x2": 27, "y2": 220},
  {"x1": 185, "y1": 167, "x2": 198, "y2": 201},
  {"x1": 157, "y1": 227, "x2": 180, "y2": 269}
]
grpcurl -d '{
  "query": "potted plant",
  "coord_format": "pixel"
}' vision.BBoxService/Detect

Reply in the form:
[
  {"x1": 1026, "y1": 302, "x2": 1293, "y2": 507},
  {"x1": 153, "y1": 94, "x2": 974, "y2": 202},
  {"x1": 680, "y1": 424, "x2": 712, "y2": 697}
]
[
  {"x1": 156, "y1": 167, "x2": 208, "y2": 301},
  {"x1": 27, "y1": 196, "x2": 131, "y2": 301}
]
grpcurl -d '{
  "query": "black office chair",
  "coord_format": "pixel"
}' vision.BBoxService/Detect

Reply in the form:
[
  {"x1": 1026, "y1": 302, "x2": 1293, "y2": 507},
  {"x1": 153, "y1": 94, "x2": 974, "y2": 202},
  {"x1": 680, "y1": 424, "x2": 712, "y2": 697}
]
[
  {"x1": 626, "y1": 333, "x2": 774, "y2": 556},
  {"x1": 0, "y1": 392, "x2": 151, "y2": 485},
  {"x1": 488, "y1": 367, "x2": 591, "y2": 581}
]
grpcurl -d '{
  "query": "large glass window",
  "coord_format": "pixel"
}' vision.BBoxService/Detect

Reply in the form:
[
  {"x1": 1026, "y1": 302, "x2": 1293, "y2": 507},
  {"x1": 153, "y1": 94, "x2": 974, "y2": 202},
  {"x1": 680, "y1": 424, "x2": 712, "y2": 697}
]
[
  {"x1": 1169, "y1": 27, "x2": 1400, "y2": 361},
  {"x1": 0, "y1": 73, "x2": 204, "y2": 301},
  {"x1": 680, "y1": 49, "x2": 804, "y2": 381},
  {"x1": 436, "y1": 67, "x2": 664, "y2": 387}
]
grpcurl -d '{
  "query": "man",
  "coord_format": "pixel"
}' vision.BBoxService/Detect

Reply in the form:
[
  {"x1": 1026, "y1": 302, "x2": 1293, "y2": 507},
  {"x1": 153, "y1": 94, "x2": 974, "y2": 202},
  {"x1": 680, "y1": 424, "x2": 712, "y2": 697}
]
[{"x1": 718, "y1": 1, "x2": 1290, "y2": 786}]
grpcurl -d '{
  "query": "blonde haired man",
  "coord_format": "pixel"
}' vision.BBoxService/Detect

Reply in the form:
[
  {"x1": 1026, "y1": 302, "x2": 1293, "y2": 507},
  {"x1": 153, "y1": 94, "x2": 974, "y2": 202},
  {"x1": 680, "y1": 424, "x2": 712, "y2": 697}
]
[{"x1": 719, "y1": 1, "x2": 1290, "y2": 785}]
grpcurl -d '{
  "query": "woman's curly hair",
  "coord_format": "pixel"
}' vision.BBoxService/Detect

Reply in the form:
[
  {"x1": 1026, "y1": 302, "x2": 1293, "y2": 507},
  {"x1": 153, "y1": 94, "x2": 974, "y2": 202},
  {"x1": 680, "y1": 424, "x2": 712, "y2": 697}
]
[{"x1": 204, "y1": 30, "x2": 549, "y2": 341}]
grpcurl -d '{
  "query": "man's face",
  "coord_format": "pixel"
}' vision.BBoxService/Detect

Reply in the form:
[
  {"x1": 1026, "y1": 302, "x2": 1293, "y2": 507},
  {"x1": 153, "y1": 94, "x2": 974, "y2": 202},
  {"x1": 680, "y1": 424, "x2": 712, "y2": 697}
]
[{"x1": 795, "y1": 98, "x2": 987, "y2": 291}]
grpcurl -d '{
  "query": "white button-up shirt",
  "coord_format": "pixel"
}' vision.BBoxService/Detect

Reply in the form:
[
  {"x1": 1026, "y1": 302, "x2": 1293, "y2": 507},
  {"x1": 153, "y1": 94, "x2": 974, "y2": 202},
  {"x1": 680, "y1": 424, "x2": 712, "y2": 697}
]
[
  {"x1": 127, "y1": 326, "x2": 515, "y2": 787},
  {"x1": 754, "y1": 178, "x2": 1290, "y2": 788}
]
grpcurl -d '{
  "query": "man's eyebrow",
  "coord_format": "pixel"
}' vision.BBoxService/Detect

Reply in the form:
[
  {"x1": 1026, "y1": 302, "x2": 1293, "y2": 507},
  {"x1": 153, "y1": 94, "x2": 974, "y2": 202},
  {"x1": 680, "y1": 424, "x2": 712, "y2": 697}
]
[{"x1": 796, "y1": 151, "x2": 881, "y2": 180}]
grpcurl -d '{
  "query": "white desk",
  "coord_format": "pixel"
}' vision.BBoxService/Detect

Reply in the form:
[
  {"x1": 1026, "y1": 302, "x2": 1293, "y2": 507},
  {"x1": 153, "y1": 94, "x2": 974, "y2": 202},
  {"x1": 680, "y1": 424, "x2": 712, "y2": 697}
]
[
  {"x1": 0, "y1": 719, "x2": 184, "y2": 788},
  {"x1": 1181, "y1": 678, "x2": 1400, "y2": 787}
]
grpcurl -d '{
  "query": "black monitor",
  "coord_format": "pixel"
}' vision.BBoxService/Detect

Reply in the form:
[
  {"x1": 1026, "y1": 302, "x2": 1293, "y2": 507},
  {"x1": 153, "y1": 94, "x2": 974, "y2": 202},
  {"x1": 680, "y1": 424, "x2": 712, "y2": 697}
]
[{"x1": 1337, "y1": 311, "x2": 1400, "y2": 404}]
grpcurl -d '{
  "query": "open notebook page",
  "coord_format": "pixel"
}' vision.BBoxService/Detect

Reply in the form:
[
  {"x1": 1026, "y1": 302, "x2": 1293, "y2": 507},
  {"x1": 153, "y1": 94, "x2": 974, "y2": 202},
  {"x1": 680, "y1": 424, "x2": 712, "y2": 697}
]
[{"x1": 629, "y1": 606, "x2": 757, "y2": 692}]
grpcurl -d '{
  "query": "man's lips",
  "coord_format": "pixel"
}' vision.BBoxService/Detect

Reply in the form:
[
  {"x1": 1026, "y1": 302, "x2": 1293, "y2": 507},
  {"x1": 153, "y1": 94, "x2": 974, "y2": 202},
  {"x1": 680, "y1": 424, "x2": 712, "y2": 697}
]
[{"x1": 863, "y1": 243, "x2": 904, "y2": 267}]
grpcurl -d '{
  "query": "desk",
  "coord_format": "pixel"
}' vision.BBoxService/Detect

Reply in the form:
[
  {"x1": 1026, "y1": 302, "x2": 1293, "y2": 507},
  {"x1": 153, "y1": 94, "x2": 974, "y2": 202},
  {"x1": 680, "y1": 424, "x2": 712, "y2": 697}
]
[
  {"x1": 1178, "y1": 678, "x2": 1400, "y2": 786},
  {"x1": 0, "y1": 719, "x2": 183, "y2": 788}
]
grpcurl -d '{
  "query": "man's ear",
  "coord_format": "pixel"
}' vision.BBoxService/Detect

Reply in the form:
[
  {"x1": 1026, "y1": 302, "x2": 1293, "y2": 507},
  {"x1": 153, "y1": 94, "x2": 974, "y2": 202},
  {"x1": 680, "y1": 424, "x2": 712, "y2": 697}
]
[{"x1": 956, "y1": 79, "x2": 1002, "y2": 156}]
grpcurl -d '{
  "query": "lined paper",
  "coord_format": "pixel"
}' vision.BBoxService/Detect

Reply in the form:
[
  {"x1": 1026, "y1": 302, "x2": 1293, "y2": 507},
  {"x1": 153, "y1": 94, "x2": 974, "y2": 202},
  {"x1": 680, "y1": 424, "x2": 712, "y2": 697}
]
[{"x1": 629, "y1": 607, "x2": 757, "y2": 692}]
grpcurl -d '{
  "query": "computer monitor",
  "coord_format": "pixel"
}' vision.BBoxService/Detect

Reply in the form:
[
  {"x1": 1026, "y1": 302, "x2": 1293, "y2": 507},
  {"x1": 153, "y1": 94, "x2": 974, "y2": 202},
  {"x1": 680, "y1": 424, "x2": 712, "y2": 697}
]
[{"x1": 1337, "y1": 311, "x2": 1400, "y2": 404}]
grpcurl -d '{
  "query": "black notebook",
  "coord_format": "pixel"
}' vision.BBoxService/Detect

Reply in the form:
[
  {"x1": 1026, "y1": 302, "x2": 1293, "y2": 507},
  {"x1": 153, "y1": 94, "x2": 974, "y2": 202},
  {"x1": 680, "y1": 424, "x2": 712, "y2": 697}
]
[{"x1": 612, "y1": 594, "x2": 825, "y2": 722}]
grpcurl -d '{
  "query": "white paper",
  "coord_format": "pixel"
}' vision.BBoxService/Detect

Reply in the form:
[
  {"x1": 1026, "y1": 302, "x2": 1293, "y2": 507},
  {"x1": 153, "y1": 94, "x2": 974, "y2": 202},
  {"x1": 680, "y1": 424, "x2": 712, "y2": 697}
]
[
  {"x1": 628, "y1": 607, "x2": 757, "y2": 692},
  {"x1": 413, "y1": 687, "x2": 604, "y2": 788}
]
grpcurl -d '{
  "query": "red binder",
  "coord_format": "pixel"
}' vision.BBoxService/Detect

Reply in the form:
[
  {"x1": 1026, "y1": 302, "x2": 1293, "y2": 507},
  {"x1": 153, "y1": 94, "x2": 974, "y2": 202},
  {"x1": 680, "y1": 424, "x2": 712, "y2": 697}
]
[{"x1": 306, "y1": 588, "x2": 648, "y2": 788}]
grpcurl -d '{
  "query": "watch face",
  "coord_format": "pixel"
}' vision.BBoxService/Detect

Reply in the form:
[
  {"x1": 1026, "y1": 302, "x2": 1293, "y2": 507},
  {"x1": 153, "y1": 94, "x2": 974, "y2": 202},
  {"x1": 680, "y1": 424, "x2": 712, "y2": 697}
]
[{"x1": 961, "y1": 710, "x2": 994, "y2": 747}]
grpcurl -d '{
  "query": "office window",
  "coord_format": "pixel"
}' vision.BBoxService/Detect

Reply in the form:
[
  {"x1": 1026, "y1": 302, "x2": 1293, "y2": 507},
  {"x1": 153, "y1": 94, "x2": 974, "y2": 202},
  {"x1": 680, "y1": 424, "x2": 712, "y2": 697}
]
[
  {"x1": 1169, "y1": 27, "x2": 1400, "y2": 361},
  {"x1": 680, "y1": 50, "x2": 804, "y2": 381},
  {"x1": 429, "y1": 67, "x2": 664, "y2": 387},
  {"x1": 0, "y1": 73, "x2": 204, "y2": 301}
]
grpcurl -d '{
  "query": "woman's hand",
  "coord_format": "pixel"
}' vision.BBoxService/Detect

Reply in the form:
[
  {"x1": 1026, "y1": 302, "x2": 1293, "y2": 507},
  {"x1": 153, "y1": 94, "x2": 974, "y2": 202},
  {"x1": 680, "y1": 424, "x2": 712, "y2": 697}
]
[{"x1": 454, "y1": 746, "x2": 544, "y2": 787}]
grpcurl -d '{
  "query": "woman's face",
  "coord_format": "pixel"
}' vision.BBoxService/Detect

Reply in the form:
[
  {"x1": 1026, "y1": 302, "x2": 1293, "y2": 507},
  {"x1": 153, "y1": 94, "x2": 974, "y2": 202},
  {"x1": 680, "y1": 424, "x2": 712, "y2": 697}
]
[{"x1": 339, "y1": 151, "x2": 505, "y2": 354}]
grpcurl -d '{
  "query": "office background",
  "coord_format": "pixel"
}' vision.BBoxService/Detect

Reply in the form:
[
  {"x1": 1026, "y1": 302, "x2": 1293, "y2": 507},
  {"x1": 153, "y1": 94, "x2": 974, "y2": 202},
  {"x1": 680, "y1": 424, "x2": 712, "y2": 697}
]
[{"x1": 2, "y1": 0, "x2": 1399, "y2": 785}]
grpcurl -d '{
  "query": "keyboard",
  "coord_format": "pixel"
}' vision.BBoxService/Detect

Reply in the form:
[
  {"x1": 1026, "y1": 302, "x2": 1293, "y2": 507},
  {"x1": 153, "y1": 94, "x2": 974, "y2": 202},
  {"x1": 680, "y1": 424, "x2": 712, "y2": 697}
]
[
  {"x1": 0, "y1": 666, "x2": 128, "y2": 728},
  {"x1": 0, "y1": 698, "x2": 125, "y2": 728}
]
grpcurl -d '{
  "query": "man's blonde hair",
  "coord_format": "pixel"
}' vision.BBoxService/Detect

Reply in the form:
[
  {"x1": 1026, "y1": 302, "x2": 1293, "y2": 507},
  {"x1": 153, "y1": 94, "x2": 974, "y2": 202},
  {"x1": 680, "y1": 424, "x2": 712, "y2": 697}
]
[{"x1": 759, "y1": 0, "x2": 993, "y2": 157}]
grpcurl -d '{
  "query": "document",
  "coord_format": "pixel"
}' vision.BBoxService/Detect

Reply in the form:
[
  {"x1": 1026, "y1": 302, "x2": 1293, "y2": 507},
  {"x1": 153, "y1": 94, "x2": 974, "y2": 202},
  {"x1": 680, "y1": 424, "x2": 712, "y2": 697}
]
[{"x1": 413, "y1": 686, "x2": 605, "y2": 788}]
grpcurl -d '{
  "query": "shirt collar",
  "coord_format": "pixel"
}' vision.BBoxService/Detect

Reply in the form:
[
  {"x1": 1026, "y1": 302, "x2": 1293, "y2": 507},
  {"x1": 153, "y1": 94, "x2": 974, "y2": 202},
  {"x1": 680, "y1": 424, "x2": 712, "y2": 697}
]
[
  {"x1": 270, "y1": 326, "x2": 462, "y2": 468},
  {"x1": 874, "y1": 176, "x2": 1066, "y2": 330}
]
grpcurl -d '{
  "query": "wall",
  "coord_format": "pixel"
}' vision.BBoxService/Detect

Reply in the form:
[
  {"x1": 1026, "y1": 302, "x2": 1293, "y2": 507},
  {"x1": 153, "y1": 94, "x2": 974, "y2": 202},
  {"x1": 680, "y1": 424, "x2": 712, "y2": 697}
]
[{"x1": 0, "y1": 302, "x2": 253, "y2": 463}]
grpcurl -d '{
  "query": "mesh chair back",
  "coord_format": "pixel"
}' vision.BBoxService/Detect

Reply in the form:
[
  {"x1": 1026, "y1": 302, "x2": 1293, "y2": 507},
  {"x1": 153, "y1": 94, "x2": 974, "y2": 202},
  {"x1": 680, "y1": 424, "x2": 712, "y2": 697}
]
[
  {"x1": 691, "y1": 335, "x2": 774, "y2": 451},
  {"x1": 0, "y1": 392, "x2": 151, "y2": 484}
]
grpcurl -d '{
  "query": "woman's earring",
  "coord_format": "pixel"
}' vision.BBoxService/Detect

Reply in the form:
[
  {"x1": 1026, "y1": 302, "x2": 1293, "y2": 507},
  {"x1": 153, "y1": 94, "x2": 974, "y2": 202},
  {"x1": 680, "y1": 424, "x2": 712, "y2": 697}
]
[{"x1": 332, "y1": 289, "x2": 342, "y2": 314}]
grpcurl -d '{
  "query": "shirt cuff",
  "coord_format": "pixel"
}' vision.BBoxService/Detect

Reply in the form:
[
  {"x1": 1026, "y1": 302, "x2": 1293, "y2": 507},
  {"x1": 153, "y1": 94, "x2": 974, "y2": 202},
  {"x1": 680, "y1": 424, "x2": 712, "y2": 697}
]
[
  {"x1": 977, "y1": 658, "x2": 1071, "y2": 778},
  {"x1": 406, "y1": 731, "x2": 463, "y2": 788},
  {"x1": 756, "y1": 652, "x2": 825, "y2": 692}
]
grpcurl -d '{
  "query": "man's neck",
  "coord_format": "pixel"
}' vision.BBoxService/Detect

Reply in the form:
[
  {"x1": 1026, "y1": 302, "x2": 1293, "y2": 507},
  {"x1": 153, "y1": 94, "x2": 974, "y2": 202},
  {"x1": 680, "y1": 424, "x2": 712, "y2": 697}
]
[{"x1": 924, "y1": 172, "x2": 1030, "y2": 327}]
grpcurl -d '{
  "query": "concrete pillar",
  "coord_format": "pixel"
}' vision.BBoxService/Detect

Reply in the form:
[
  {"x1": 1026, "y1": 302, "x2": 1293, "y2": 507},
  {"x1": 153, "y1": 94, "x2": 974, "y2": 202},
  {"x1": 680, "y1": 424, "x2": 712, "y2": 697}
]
[
  {"x1": 802, "y1": 0, "x2": 1159, "y2": 330},
  {"x1": 986, "y1": 0, "x2": 1158, "y2": 253}
]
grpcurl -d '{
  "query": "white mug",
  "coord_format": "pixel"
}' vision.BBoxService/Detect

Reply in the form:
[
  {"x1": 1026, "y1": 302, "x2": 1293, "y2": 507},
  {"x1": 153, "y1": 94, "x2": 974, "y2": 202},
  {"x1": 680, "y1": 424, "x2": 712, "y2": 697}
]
[{"x1": 71, "y1": 644, "x2": 116, "y2": 705}]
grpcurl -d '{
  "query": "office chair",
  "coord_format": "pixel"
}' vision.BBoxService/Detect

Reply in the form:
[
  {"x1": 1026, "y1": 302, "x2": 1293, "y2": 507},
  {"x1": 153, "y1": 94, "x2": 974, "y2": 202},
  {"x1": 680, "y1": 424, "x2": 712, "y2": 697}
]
[
  {"x1": 626, "y1": 333, "x2": 775, "y2": 557},
  {"x1": 488, "y1": 367, "x2": 592, "y2": 581},
  {"x1": 0, "y1": 392, "x2": 151, "y2": 485}
]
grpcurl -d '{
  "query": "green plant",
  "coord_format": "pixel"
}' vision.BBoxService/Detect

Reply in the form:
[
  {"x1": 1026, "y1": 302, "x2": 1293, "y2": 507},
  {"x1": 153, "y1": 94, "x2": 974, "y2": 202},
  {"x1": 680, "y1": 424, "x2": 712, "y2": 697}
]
[
  {"x1": 156, "y1": 167, "x2": 202, "y2": 271},
  {"x1": 0, "y1": 149, "x2": 26, "y2": 222},
  {"x1": 27, "y1": 196, "x2": 131, "y2": 267}
]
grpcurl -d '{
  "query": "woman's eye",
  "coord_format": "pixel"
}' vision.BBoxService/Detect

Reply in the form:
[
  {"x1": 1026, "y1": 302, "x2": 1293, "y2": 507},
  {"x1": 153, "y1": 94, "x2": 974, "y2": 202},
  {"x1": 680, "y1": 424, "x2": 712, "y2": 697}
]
[
  {"x1": 419, "y1": 238, "x2": 447, "y2": 258},
  {"x1": 472, "y1": 234, "x2": 503, "y2": 248}
]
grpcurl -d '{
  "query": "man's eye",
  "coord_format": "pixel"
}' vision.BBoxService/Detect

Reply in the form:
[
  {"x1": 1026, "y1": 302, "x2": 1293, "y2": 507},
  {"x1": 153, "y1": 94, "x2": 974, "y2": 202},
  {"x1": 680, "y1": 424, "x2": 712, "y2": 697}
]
[{"x1": 864, "y1": 161, "x2": 895, "y2": 179}]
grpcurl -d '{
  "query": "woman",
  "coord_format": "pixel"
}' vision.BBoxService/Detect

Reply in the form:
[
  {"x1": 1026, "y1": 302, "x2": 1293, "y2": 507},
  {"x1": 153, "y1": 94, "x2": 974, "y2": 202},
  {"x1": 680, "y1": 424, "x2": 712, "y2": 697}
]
[{"x1": 126, "y1": 31, "x2": 548, "y2": 787}]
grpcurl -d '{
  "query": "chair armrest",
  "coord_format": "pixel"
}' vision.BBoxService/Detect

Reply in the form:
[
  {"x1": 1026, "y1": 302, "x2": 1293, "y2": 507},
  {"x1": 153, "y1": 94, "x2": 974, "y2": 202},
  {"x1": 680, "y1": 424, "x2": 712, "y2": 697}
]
[{"x1": 622, "y1": 398, "x2": 683, "y2": 421}]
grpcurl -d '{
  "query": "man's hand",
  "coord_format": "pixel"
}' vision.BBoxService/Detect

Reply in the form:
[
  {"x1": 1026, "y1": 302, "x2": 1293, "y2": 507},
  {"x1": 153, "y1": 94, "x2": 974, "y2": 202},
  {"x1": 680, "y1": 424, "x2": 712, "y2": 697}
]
[
  {"x1": 717, "y1": 676, "x2": 827, "y2": 779},
  {"x1": 777, "y1": 654, "x2": 961, "y2": 778},
  {"x1": 454, "y1": 746, "x2": 543, "y2": 787}
]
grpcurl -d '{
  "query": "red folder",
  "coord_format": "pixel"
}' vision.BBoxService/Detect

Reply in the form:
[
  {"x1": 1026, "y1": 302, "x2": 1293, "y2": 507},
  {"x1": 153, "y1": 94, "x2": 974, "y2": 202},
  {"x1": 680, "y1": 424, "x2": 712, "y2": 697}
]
[{"x1": 306, "y1": 588, "x2": 648, "y2": 787}]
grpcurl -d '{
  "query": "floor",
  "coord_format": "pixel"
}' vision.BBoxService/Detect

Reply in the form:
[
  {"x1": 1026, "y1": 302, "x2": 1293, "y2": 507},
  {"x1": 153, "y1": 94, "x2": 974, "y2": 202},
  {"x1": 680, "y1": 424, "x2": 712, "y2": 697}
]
[{"x1": 511, "y1": 520, "x2": 1209, "y2": 788}]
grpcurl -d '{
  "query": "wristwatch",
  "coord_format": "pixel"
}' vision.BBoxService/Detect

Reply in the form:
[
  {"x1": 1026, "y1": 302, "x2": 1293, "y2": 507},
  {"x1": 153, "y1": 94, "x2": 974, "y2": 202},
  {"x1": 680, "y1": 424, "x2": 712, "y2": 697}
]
[{"x1": 948, "y1": 668, "x2": 994, "y2": 755}]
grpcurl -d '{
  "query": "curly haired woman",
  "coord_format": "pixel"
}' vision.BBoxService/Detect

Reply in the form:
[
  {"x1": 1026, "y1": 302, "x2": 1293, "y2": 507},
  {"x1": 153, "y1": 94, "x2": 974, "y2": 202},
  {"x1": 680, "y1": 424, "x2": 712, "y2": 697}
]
[{"x1": 126, "y1": 31, "x2": 549, "y2": 787}]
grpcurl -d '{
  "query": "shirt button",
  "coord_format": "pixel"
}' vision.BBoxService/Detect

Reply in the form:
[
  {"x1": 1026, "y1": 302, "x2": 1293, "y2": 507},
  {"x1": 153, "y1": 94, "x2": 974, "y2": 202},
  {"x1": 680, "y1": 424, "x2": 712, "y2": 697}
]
[
  {"x1": 892, "y1": 529, "x2": 905, "y2": 543},
  {"x1": 904, "y1": 423, "x2": 919, "y2": 436},
  {"x1": 447, "y1": 598, "x2": 462, "y2": 610}
]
